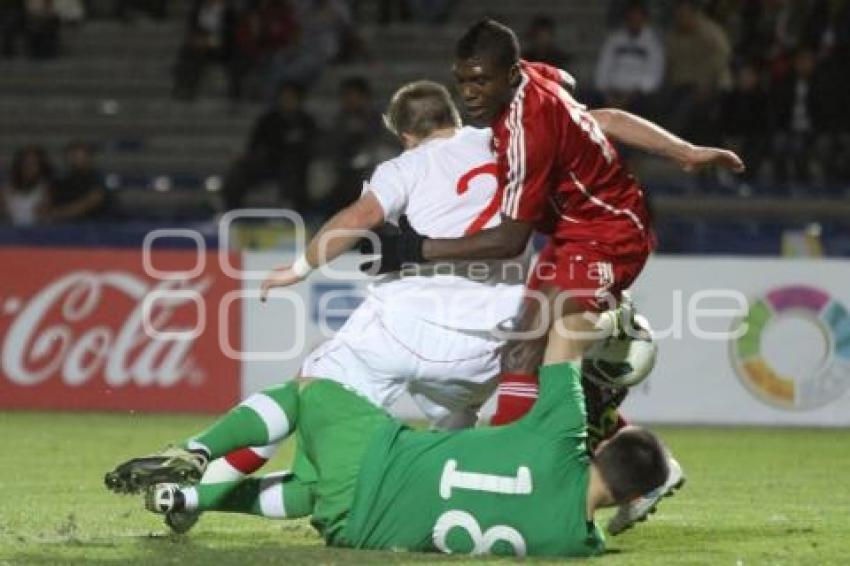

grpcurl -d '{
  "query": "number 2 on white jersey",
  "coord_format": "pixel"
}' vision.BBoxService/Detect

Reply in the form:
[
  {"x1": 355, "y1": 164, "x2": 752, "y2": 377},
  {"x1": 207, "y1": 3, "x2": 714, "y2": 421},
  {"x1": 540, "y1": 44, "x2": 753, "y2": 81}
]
[{"x1": 456, "y1": 162, "x2": 502, "y2": 235}]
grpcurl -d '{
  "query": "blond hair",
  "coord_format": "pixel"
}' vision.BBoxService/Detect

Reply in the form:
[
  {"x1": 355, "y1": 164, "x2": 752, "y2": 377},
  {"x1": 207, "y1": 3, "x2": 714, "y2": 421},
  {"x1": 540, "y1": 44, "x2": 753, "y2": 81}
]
[{"x1": 383, "y1": 80, "x2": 462, "y2": 139}]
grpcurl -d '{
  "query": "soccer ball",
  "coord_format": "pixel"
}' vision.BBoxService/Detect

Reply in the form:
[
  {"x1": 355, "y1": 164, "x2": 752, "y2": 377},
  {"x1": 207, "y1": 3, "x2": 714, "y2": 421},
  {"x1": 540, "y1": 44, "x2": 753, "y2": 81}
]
[{"x1": 582, "y1": 313, "x2": 657, "y2": 389}]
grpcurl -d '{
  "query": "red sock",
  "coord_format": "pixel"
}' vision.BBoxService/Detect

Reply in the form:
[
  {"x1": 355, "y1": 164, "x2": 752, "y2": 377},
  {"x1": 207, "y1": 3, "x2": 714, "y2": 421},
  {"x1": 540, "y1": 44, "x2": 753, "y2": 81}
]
[
  {"x1": 224, "y1": 447, "x2": 270, "y2": 475},
  {"x1": 490, "y1": 373, "x2": 538, "y2": 426}
]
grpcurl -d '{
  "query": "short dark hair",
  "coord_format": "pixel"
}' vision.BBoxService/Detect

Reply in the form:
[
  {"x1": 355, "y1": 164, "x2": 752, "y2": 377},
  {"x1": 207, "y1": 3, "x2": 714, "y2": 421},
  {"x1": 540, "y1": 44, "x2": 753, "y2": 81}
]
[
  {"x1": 340, "y1": 76, "x2": 372, "y2": 97},
  {"x1": 10, "y1": 145, "x2": 53, "y2": 189},
  {"x1": 594, "y1": 426, "x2": 669, "y2": 503},
  {"x1": 383, "y1": 80, "x2": 461, "y2": 139},
  {"x1": 456, "y1": 18, "x2": 520, "y2": 70}
]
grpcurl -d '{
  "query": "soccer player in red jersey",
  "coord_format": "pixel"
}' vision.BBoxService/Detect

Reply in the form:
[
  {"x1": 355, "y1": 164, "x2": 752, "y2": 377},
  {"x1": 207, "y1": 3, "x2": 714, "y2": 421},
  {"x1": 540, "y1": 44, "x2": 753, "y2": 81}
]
[
  {"x1": 455, "y1": 36, "x2": 663, "y2": 429},
  {"x1": 419, "y1": 18, "x2": 743, "y2": 424},
  {"x1": 369, "y1": 18, "x2": 744, "y2": 534}
]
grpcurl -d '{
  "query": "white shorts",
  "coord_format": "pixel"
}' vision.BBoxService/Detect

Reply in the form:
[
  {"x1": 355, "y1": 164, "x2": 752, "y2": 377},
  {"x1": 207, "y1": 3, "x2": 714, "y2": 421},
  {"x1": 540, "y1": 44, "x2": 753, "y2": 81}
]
[{"x1": 300, "y1": 297, "x2": 504, "y2": 429}]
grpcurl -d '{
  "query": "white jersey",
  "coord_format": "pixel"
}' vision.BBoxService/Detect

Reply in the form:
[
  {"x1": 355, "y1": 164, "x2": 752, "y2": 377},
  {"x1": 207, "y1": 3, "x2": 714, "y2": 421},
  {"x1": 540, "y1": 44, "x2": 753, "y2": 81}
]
[{"x1": 366, "y1": 127, "x2": 529, "y2": 331}]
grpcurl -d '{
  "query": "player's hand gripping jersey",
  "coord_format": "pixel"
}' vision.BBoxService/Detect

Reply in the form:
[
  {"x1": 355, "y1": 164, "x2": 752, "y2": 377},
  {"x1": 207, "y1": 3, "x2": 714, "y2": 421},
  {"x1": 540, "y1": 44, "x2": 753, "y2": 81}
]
[
  {"x1": 366, "y1": 126, "x2": 528, "y2": 331},
  {"x1": 496, "y1": 61, "x2": 654, "y2": 251},
  {"x1": 335, "y1": 365, "x2": 605, "y2": 557}
]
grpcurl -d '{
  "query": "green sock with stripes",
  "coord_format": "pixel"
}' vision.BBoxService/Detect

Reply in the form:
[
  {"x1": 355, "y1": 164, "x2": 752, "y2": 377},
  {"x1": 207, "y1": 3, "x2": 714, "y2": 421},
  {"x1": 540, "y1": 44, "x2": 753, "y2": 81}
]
[
  {"x1": 180, "y1": 472, "x2": 314, "y2": 518},
  {"x1": 185, "y1": 382, "x2": 299, "y2": 459}
]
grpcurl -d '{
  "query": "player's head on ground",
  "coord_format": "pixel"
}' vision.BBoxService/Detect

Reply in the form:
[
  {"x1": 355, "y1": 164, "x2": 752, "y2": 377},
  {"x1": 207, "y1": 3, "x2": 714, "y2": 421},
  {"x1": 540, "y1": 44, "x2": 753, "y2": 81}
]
[
  {"x1": 592, "y1": 425, "x2": 668, "y2": 506},
  {"x1": 383, "y1": 80, "x2": 462, "y2": 149},
  {"x1": 453, "y1": 18, "x2": 521, "y2": 124}
]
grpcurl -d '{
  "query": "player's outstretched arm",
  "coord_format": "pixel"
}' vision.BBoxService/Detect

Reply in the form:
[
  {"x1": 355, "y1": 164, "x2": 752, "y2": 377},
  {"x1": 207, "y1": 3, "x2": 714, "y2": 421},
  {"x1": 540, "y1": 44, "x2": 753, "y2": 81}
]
[
  {"x1": 422, "y1": 216, "x2": 533, "y2": 261},
  {"x1": 590, "y1": 108, "x2": 745, "y2": 174},
  {"x1": 260, "y1": 192, "x2": 385, "y2": 301}
]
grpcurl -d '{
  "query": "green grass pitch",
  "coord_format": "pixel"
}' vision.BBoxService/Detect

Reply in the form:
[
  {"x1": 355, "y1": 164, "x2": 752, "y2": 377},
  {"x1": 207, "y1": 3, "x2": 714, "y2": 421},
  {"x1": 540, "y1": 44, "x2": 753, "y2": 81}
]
[{"x1": 1, "y1": 413, "x2": 848, "y2": 565}]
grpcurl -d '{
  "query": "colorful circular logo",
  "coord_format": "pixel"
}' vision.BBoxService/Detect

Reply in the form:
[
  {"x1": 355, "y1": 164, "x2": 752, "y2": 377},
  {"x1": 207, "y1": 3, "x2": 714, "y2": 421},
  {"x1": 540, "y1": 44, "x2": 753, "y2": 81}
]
[{"x1": 731, "y1": 285, "x2": 850, "y2": 411}]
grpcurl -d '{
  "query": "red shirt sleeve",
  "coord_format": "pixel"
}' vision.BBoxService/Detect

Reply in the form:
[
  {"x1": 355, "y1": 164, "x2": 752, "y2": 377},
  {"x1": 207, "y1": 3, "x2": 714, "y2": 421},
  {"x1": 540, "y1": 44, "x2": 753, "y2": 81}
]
[
  {"x1": 498, "y1": 96, "x2": 556, "y2": 225},
  {"x1": 521, "y1": 60, "x2": 576, "y2": 92}
]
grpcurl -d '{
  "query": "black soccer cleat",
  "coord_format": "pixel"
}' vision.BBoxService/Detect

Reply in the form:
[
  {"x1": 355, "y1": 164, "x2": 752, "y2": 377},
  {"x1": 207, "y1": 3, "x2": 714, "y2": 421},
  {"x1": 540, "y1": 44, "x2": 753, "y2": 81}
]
[{"x1": 104, "y1": 446, "x2": 208, "y2": 494}]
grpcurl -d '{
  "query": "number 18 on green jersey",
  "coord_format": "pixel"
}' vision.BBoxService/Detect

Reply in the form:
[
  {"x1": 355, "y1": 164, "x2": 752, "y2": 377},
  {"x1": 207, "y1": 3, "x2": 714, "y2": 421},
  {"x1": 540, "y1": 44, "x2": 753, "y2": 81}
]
[{"x1": 339, "y1": 365, "x2": 606, "y2": 558}]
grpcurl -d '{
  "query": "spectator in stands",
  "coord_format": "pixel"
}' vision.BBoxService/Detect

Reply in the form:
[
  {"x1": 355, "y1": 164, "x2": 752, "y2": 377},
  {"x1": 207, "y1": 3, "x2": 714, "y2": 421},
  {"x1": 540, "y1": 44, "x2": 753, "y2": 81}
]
[
  {"x1": 734, "y1": 0, "x2": 815, "y2": 65},
  {"x1": 813, "y1": 5, "x2": 850, "y2": 186},
  {"x1": 0, "y1": 146, "x2": 53, "y2": 227},
  {"x1": 53, "y1": 0, "x2": 85, "y2": 25},
  {"x1": 172, "y1": 0, "x2": 237, "y2": 101},
  {"x1": 663, "y1": 0, "x2": 732, "y2": 143},
  {"x1": 769, "y1": 47, "x2": 835, "y2": 187},
  {"x1": 524, "y1": 14, "x2": 571, "y2": 69},
  {"x1": 24, "y1": 0, "x2": 61, "y2": 59},
  {"x1": 810, "y1": 0, "x2": 850, "y2": 56},
  {"x1": 112, "y1": 0, "x2": 168, "y2": 22},
  {"x1": 228, "y1": 1, "x2": 298, "y2": 102},
  {"x1": 266, "y1": 0, "x2": 355, "y2": 91},
  {"x1": 720, "y1": 61, "x2": 770, "y2": 185},
  {"x1": 377, "y1": 0, "x2": 410, "y2": 26},
  {"x1": 222, "y1": 82, "x2": 317, "y2": 212},
  {"x1": 667, "y1": 0, "x2": 732, "y2": 94},
  {"x1": 594, "y1": 0, "x2": 664, "y2": 113},
  {"x1": 326, "y1": 76, "x2": 386, "y2": 212},
  {"x1": 44, "y1": 141, "x2": 108, "y2": 223},
  {"x1": 1, "y1": 1, "x2": 26, "y2": 57},
  {"x1": 407, "y1": 0, "x2": 456, "y2": 25},
  {"x1": 297, "y1": 0, "x2": 353, "y2": 63}
]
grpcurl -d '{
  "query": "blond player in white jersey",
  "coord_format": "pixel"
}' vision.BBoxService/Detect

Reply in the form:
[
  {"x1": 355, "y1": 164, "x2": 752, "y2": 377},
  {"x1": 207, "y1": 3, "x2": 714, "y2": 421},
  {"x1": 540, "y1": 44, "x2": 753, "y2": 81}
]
[{"x1": 270, "y1": 83, "x2": 530, "y2": 429}]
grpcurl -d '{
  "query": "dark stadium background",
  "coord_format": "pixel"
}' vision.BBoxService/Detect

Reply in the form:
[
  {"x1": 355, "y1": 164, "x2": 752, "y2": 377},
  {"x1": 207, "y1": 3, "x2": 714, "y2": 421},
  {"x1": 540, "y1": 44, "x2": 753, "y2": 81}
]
[{"x1": 1, "y1": 0, "x2": 848, "y2": 254}]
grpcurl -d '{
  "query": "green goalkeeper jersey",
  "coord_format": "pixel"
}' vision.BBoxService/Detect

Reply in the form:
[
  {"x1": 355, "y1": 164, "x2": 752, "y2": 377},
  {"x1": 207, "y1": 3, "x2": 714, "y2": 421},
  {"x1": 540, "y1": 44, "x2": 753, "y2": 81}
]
[{"x1": 337, "y1": 363, "x2": 605, "y2": 557}]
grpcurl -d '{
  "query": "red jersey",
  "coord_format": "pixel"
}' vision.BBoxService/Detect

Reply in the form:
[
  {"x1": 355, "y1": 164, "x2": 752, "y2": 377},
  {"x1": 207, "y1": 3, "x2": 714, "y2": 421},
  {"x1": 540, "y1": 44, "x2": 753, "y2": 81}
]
[{"x1": 492, "y1": 61, "x2": 654, "y2": 253}]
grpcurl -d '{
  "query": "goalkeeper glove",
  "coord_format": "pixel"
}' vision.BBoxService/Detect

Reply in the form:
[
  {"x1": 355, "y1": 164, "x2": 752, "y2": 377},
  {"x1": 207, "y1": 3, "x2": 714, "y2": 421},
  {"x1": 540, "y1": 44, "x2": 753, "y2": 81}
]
[{"x1": 359, "y1": 215, "x2": 427, "y2": 275}]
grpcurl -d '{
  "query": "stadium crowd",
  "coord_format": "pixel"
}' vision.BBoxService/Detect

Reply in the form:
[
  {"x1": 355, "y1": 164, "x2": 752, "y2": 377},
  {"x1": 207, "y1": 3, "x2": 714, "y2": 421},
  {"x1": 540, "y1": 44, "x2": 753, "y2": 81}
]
[
  {"x1": 592, "y1": 0, "x2": 850, "y2": 193},
  {"x1": 1, "y1": 0, "x2": 849, "y2": 226}
]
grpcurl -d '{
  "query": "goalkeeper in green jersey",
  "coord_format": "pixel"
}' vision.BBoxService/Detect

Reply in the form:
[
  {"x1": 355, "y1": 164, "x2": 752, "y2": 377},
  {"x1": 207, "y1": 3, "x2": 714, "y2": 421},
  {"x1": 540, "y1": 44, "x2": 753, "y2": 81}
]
[{"x1": 106, "y1": 362, "x2": 668, "y2": 558}]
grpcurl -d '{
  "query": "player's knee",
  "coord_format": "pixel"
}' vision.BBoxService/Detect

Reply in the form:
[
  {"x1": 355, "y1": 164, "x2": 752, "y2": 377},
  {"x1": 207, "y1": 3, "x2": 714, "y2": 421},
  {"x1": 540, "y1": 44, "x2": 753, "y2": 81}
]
[{"x1": 259, "y1": 381, "x2": 299, "y2": 421}]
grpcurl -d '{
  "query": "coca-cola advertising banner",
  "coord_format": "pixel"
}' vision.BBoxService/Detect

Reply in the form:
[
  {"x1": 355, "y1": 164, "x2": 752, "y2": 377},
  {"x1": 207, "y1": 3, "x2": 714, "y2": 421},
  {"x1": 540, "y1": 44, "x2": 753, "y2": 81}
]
[{"x1": 0, "y1": 247, "x2": 241, "y2": 412}]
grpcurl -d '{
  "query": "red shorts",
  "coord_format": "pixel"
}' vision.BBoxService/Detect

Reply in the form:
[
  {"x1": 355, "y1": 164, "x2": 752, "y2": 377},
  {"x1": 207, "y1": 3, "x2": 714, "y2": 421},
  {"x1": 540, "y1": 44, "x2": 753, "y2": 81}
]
[{"x1": 526, "y1": 240, "x2": 649, "y2": 312}]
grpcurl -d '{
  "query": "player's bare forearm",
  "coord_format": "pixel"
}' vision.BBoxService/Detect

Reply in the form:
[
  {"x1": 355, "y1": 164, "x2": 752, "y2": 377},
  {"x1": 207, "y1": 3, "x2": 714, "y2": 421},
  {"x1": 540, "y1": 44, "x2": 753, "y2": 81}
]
[
  {"x1": 260, "y1": 192, "x2": 384, "y2": 300},
  {"x1": 591, "y1": 109, "x2": 691, "y2": 163},
  {"x1": 305, "y1": 192, "x2": 385, "y2": 267},
  {"x1": 422, "y1": 217, "x2": 532, "y2": 261},
  {"x1": 590, "y1": 108, "x2": 745, "y2": 173}
]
